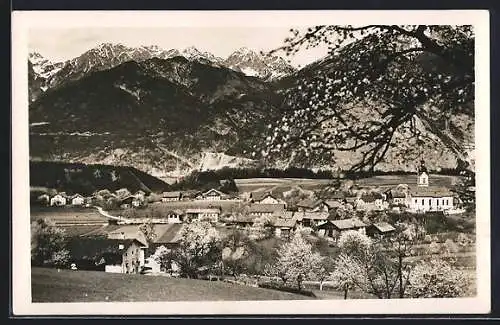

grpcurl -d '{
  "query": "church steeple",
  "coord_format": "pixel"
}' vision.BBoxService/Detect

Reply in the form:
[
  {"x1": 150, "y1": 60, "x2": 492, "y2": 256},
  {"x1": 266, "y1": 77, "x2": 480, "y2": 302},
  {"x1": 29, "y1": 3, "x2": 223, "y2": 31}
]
[{"x1": 417, "y1": 160, "x2": 429, "y2": 187}]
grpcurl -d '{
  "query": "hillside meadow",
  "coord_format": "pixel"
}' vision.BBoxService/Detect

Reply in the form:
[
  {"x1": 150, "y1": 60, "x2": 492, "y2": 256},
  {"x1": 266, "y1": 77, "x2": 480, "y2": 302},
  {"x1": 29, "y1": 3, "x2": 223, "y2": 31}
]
[{"x1": 31, "y1": 267, "x2": 311, "y2": 302}]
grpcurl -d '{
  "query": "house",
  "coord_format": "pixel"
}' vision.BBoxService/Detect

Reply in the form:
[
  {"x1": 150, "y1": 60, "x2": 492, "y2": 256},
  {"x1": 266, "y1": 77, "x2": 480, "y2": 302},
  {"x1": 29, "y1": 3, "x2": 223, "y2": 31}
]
[
  {"x1": 366, "y1": 222, "x2": 396, "y2": 237},
  {"x1": 182, "y1": 190, "x2": 202, "y2": 200},
  {"x1": 50, "y1": 194, "x2": 67, "y2": 207},
  {"x1": 185, "y1": 207, "x2": 221, "y2": 223},
  {"x1": 161, "y1": 191, "x2": 183, "y2": 202},
  {"x1": 324, "y1": 200, "x2": 343, "y2": 210},
  {"x1": 294, "y1": 211, "x2": 329, "y2": 227},
  {"x1": 357, "y1": 192, "x2": 386, "y2": 211},
  {"x1": 165, "y1": 210, "x2": 185, "y2": 223},
  {"x1": 296, "y1": 198, "x2": 329, "y2": 212},
  {"x1": 195, "y1": 189, "x2": 229, "y2": 201},
  {"x1": 385, "y1": 189, "x2": 408, "y2": 206},
  {"x1": 71, "y1": 194, "x2": 85, "y2": 206},
  {"x1": 234, "y1": 215, "x2": 257, "y2": 228},
  {"x1": 151, "y1": 224, "x2": 184, "y2": 249},
  {"x1": 36, "y1": 194, "x2": 50, "y2": 206},
  {"x1": 250, "y1": 192, "x2": 285, "y2": 205},
  {"x1": 273, "y1": 217, "x2": 298, "y2": 238},
  {"x1": 317, "y1": 218, "x2": 367, "y2": 239},
  {"x1": 115, "y1": 188, "x2": 131, "y2": 199},
  {"x1": 120, "y1": 195, "x2": 142, "y2": 208},
  {"x1": 68, "y1": 236, "x2": 147, "y2": 274},
  {"x1": 247, "y1": 203, "x2": 286, "y2": 218}
]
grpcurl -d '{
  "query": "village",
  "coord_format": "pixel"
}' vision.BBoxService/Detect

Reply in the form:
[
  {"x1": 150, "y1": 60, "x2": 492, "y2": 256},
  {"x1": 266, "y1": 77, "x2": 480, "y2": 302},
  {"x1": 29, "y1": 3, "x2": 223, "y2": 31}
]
[{"x1": 30, "y1": 159, "x2": 473, "y2": 280}]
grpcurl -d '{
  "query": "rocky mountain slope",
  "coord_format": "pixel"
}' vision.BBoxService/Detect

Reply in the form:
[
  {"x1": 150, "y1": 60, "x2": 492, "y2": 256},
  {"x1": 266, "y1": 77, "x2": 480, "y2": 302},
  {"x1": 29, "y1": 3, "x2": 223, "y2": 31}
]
[
  {"x1": 28, "y1": 41, "x2": 474, "y2": 178},
  {"x1": 29, "y1": 56, "x2": 281, "y2": 179},
  {"x1": 28, "y1": 43, "x2": 296, "y2": 101}
]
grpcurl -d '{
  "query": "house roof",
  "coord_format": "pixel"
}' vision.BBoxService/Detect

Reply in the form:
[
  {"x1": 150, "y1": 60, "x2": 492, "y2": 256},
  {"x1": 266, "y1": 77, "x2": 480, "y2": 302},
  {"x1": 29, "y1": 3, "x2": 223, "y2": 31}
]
[
  {"x1": 162, "y1": 191, "x2": 182, "y2": 198},
  {"x1": 203, "y1": 189, "x2": 228, "y2": 197},
  {"x1": 154, "y1": 224, "x2": 183, "y2": 244},
  {"x1": 273, "y1": 218, "x2": 297, "y2": 228},
  {"x1": 251, "y1": 192, "x2": 279, "y2": 202},
  {"x1": 272, "y1": 211, "x2": 295, "y2": 219},
  {"x1": 296, "y1": 198, "x2": 325, "y2": 209},
  {"x1": 328, "y1": 192, "x2": 346, "y2": 200},
  {"x1": 360, "y1": 192, "x2": 384, "y2": 202},
  {"x1": 295, "y1": 211, "x2": 329, "y2": 221},
  {"x1": 185, "y1": 208, "x2": 221, "y2": 214},
  {"x1": 82, "y1": 225, "x2": 148, "y2": 246},
  {"x1": 330, "y1": 218, "x2": 367, "y2": 230},
  {"x1": 371, "y1": 222, "x2": 396, "y2": 233},
  {"x1": 68, "y1": 236, "x2": 143, "y2": 261},
  {"x1": 247, "y1": 204, "x2": 285, "y2": 214},
  {"x1": 324, "y1": 200, "x2": 343, "y2": 209},
  {"x1": 409, "y1": 186, "x2": 454, "y2": 198}
]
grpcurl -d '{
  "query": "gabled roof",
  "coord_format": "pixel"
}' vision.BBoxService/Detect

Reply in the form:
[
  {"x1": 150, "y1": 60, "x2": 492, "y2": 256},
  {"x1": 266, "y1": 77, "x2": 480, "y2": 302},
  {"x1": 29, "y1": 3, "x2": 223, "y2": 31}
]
[
  {"x1": 324, "y1": 200, "x2": 343, "y2": 209},
  {"x1": 272, "y1": 211, "x2": 295, "y2": 219},
  {"x1": 154, "y1": 224, "x2": 183, "y2": 244},
  {"x1": 251, "y1": 192, "x2": 279, "y2": 202},
  {"x1": 247, "y1": 203, "x2": 285, "y2": 214},
  {"x1": 330, "y1": 218, "x2": 367, "y2": 230},
  {"x1": 185, "y1": 207, "x2": 221, "y2": 214},
  {"x1": 360, "y1": 192, "x2": 384, "y2": 202},
  {"x1": 162, "y1": 191, "x2": 182, "y2": 198},
  {"x1": 295, "y1": 211, "x2": 329, "y2": 221},
  {"x1": 296, "y1": 198, "x2": 325, "y2": 209},
  {"x1": 370, "y1": 222, "x2": 396, "y2": 233},
  {"x1": 273, "y1": 218, "x2": 297, "y2": 228},
  {"x1": 203, "y1": 188, "x2": 227, "y2": 197},
  {"x1": 409, "y1": 186, "x2": 454, "y2": 198},
  {"x1": 68, "y1": 236, "x2": 144, "y2": 261}
]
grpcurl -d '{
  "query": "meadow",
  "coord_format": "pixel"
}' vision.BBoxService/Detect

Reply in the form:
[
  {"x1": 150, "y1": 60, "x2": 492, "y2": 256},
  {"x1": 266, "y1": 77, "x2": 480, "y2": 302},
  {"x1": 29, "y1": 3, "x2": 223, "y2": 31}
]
[{"x1": 31, "y1": 267, "x2": 310, "y2": 302}]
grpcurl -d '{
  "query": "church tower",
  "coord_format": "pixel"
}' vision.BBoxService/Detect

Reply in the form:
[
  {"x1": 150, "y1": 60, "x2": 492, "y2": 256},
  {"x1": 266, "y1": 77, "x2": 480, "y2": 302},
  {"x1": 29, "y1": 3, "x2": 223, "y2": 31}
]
[{"x1": 417, "y1": 159, "x2": 429, "y2": 187}]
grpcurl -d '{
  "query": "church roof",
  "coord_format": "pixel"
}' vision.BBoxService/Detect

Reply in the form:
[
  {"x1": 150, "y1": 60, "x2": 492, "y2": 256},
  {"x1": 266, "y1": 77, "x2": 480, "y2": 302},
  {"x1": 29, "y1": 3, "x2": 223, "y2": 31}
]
[{"x1": 409, "y1": 186, "x2": 454, "y2": 198}]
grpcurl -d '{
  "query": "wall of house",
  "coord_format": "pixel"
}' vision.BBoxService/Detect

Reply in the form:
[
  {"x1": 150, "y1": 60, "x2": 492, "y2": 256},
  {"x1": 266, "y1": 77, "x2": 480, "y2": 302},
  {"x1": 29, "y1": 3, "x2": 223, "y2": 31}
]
[
  {"x1": 122, "y1": 242, "x2": 144, "y2": 274},
  {"x1": 259, "y1": 197, "x2": 279, "y2": 204},
  {"x1": 409, "y1": 196, "x2": 454, "y2": 212},
  {"x1": 105, "y1": 264, "x2": 123, "y2": 273}
]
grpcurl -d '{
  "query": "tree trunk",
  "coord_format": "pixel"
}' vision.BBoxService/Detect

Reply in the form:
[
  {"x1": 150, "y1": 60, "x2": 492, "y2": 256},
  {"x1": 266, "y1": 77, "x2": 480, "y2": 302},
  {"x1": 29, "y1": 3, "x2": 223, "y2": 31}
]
[
  {"x1": 319, "y1": 281, "x2": 323, "y2": 291},
  {"x1": 398, "y1": 255, "x2": 404, "y2": 298},
  {"x1": 344, "y1": 287, "x2": 348, "y2": 300}
]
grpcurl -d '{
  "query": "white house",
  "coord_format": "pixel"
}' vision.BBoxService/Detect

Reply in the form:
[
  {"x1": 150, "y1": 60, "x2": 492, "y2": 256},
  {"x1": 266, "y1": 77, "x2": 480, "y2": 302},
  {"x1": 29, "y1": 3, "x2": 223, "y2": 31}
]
[
  {"x1": 251, "y1": 192, "x2": 285, "y2": 205},
  {"x1": 71, "y1": 194, "x2": 85, "y2": 206},
  {"x1": 161, "y1": 191, "x2": 183, "y2": 202},
  {"x1": 197, "y1": 189, "x2": 228, "y2": 201},
  {"x1": 50, "y1": 194, "x2": 67, "y2": 206},
  {"x1": 185, "y1": 208, "x2": 221, "y2": 223}
]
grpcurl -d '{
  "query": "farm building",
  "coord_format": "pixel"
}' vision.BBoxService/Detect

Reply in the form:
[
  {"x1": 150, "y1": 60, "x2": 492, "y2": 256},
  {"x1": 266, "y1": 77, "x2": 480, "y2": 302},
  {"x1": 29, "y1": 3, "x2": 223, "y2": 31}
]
[
  {"x1": 356, "y1": 192, "x2": 386, "y2": 211},
  {"x1": 185, "y1": 207, "x2": 221, "y2": 223},
  {"x1": 151, "y1": 223, "x2": 184, "y2": 249},
  {"x1": 294, "y1": 211, "x2": 329, "y2": 227},
  {"x1": 195, "y1": 189, "x2": 229, "y2": 201},
  {"x1": 36, "y1": 194, "x2": 50, "y2": 206},
  {"x1": 366, "y1": 222, "x2": 396, "y2": 237},
  {"x1": 161, "y1": 191, "x2": 183, "y2": 202},
  {"x1": 250, "y1": 192, "x2": 285, "y2": 205},
  {"x1": 247, "y1": 203, "x2": 286, "y2": 218},
  {"x1": 317, "y1": 218, "x2": 367, "y2": 239},
  {"x1": 50, "y1": 194, "x2": 67, "y2": 207},
  {"x1": 273, "y1": 217, "x2": 298, "y2": 238},
  {"x1": 67, "y1": 236, "x2": 147, "y2": 274},
  {"x1": 296, "y1": 198, "x2": 329, "y2": 213}
]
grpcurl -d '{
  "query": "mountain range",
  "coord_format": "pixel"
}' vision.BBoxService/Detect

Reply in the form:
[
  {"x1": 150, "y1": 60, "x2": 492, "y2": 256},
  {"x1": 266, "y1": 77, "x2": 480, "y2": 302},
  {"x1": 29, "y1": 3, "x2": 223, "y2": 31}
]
[
  {"x1": 28, "y1": 42, "x2": 473, "y2": 182},
  {"x1": 28, "y1": 43, "x2": 296, "y2": 102}
]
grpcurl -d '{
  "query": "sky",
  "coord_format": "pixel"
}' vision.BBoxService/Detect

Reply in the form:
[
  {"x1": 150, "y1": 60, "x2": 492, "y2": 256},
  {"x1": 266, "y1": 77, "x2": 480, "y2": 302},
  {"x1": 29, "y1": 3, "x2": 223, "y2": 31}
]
[{"x1": 28, "y1": 27, "x2": 331, "y2": 68}]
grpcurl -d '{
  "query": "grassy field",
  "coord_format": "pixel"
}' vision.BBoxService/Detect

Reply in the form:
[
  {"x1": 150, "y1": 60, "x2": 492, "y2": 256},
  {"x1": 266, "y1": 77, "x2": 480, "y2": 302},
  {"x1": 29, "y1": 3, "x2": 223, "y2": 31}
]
[
  {"x1": 30, "y1": 206, "x2": 108, "y2": 224},
  {"x1": 31, "y1": 267, "x2": 311, "y2": 302}
]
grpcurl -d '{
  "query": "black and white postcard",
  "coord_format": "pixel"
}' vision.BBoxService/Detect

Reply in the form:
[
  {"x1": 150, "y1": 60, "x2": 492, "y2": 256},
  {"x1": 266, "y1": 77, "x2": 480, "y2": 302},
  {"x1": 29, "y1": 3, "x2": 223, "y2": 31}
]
[{"x1": 11, "y1": 10, "x2": 491, "y2": 315}]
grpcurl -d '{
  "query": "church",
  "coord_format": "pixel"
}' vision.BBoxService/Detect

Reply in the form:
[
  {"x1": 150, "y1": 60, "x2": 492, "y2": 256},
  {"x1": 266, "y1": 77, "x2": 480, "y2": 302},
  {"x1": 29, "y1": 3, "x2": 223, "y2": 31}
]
[{"x1": 406, "y1": 160, "x2": 456, "y2": 213}]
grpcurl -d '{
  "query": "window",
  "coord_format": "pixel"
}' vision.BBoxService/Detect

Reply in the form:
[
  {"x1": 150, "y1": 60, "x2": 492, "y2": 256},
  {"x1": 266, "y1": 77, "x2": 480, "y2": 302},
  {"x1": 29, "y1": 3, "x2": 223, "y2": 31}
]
[
  {"x1": 422, "y1": 199, "x2": 424, "y2": 205},
  {"x1": 446, "y1": 199, "x2": 449, "y2": 206},
  {"x1": 437, "y1": 199, "x2": 439, "y2": 206},
  {"x1": 429, "y1": 199, "x2": 431, "y2": 205},
  {"x1": 414, "y1": 199, "x2": 417, "y2": 204}
]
